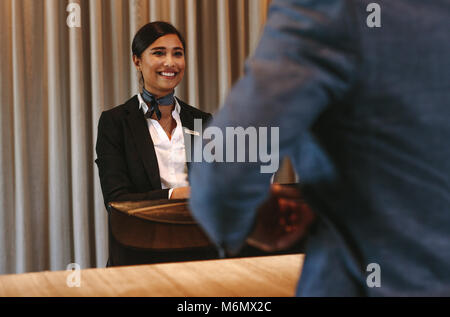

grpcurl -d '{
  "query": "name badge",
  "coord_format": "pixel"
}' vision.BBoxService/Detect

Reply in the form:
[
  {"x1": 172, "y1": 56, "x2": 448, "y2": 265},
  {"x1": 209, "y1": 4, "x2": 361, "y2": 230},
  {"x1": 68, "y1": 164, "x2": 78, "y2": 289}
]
[{"x1": 184, "y1": 128, "x2": 200, "y2": 136}]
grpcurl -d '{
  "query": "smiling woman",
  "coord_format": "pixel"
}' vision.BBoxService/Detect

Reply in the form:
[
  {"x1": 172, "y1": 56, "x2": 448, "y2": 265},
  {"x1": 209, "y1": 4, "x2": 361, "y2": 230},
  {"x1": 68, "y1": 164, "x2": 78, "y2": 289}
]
[
  {"x1": 132, "y1": 24, "x2": 186, "y2": 100},
  {"x1": 95, "y1": 22, "x2": 214, "y2": 266},
  {"x1": 134, "y1": 34, "x2": 186, "y2": 98}
]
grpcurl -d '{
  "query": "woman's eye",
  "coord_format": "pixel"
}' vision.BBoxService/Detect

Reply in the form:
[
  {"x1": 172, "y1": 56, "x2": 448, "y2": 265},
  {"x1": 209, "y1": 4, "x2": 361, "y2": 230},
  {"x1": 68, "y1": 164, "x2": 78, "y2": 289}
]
[
  {"x1": 153, "y1": 51, "x2": 164, "y2": 56},
  {"x1": 174, "y1": 52, "x2": 184, "y2": 57}
]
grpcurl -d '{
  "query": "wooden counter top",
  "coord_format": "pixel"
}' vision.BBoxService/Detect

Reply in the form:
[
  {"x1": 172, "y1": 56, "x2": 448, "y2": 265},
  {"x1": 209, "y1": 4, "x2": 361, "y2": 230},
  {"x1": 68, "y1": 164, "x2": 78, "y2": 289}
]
[{"x1": 0, "y1": 254, "x2": 304, "y2": 297}]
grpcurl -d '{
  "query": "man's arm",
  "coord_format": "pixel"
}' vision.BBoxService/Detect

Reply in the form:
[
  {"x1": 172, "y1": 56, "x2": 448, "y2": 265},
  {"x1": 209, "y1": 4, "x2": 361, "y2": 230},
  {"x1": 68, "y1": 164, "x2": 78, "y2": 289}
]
[{"x1": 189, "y1": 0, "x2": 358, "y2": 255}]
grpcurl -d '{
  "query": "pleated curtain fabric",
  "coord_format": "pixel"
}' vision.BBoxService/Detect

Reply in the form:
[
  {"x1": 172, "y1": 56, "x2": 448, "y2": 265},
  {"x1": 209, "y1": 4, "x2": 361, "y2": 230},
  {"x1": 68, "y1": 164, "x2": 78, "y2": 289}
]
[{"x1": 0, "y1": 0, "x2": 271, "y2": 274}]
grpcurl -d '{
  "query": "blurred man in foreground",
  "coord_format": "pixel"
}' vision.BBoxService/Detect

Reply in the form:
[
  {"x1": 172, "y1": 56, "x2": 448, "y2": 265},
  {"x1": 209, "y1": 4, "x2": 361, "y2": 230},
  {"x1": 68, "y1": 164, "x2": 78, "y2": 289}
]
[{"x1": 190, "y1": 0, "x2": 450, "y2": 296}]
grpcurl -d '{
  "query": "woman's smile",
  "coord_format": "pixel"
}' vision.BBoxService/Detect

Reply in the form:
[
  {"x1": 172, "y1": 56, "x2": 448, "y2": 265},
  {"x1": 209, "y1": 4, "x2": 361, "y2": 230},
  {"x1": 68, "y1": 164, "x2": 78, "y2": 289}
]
[{"x1": 158, "y1": 70, "x2": 178, "y2": 79}]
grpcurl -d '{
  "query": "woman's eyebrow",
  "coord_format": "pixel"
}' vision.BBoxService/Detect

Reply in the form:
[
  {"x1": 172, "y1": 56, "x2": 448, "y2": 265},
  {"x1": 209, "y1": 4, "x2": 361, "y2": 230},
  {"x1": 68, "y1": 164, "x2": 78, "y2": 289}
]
[{"x1": 150, "y1": 46, "x2": 183, "y2": 51}]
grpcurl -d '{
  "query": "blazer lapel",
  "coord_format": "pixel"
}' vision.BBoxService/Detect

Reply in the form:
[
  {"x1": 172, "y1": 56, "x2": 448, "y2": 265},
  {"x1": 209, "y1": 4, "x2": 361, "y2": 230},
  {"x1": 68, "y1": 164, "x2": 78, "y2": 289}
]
[
  {"x1": 178, "y1": 99, "x2": 194, "y2": 130},
  {"x1": 125, "y1": 96, "x2": 162, "y2": 190},
  {"x1": 178, "y1": 99, "x2": 196, "y2": 171}
]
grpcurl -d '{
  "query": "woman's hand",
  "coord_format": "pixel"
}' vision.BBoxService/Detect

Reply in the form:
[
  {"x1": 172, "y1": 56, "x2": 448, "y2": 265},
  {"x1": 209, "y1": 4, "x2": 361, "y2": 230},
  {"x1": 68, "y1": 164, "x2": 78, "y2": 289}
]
[
  {"x1": 170, "y1": 186, "x2": 191, "y2": 199},
  {"x1": 246, "y1": 183, "x2": 316, "y2": 252}
]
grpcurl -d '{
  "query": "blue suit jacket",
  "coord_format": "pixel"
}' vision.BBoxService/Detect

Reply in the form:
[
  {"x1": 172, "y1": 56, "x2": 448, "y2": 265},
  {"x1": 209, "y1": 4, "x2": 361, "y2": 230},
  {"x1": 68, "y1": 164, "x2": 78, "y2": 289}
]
[{"x1": 189, "y1": 0, "x2": 450, "y2": 296}]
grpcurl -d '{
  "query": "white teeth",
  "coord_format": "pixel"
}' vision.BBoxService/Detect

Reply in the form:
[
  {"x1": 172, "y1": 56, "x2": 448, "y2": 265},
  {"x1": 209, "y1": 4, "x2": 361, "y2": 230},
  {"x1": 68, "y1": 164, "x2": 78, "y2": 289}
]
[{"x1": 161, "y1": 72, "x2": 175, "y2": 77}]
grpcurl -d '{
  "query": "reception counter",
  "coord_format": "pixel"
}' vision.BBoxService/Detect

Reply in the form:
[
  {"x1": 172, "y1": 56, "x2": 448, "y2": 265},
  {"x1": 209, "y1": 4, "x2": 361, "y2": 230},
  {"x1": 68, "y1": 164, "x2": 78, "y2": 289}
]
[{"x1": 0, "y1": 254, "x2": 304, "y2": 297}]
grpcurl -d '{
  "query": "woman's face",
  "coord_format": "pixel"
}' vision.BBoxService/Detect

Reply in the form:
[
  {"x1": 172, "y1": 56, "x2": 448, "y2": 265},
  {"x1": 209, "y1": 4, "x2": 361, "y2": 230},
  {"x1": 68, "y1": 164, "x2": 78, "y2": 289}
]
[{"x1": 134, "y1": 34, "x2": 185, "y2": 98}]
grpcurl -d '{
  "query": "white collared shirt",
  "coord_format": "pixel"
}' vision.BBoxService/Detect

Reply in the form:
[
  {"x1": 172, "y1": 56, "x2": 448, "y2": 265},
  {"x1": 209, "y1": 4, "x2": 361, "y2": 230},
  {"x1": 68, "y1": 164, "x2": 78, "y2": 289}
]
[{"x1": 138, "y1": 93, "x2": 189, "y2": 198}]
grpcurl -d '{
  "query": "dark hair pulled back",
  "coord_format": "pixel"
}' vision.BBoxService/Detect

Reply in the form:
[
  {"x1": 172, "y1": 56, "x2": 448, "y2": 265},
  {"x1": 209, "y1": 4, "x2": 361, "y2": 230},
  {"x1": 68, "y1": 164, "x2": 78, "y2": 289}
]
[{"x1": 132, "y1": 21, "x2": 186, "y2": 58}]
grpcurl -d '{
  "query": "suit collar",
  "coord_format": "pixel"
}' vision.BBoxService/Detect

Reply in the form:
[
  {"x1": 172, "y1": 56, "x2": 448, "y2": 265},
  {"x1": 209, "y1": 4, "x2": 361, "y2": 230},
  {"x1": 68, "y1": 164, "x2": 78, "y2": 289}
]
[
  {"x1": 177, "y1": 97, "x2": 195, "y2": 131},
  {"x1": 175, "y1": 97, "x2": 197, "y2": 171}
]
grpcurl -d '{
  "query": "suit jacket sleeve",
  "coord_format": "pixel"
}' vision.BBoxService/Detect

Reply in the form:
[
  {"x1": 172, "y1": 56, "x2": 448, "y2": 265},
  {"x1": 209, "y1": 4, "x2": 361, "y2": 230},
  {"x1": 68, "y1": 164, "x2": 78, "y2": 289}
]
[
  {"x1": 189, "y1": 0, "x2": 358, "y2": 255},
  {"x1": 95, "y1": 111, "x2": 169, "y2": 207}
]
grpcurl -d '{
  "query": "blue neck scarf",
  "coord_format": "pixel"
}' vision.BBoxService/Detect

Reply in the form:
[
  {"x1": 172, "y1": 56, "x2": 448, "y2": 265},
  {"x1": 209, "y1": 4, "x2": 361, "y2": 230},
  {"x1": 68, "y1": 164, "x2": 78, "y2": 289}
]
[{"x1": 142, "y1": 88, "x2": 175, "y2": 120}]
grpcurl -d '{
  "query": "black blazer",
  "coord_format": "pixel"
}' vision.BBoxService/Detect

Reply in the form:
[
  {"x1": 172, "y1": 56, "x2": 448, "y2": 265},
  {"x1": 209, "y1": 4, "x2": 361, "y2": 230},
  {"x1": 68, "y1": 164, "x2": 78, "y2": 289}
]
[
  {"x1": 95, "y1": 95, "x2": 212, "y2": 207},
  {"x1": 95, "y1": 95, "x2": 215, "y2": 266}
]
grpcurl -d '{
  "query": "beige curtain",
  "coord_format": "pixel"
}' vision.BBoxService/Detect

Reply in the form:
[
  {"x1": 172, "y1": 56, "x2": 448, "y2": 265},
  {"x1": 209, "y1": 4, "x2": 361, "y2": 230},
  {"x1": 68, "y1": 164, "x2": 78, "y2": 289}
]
[{"x1": 0, "y1": 0, "x2": 271, "y2": 274}]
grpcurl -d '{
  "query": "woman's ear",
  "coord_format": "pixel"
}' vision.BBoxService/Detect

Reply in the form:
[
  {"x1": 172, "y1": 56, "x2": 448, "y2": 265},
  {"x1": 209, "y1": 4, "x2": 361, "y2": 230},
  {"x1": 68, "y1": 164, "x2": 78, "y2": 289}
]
[{"x1": 132, "y1": 55, "x2": 141, "y2": 70}]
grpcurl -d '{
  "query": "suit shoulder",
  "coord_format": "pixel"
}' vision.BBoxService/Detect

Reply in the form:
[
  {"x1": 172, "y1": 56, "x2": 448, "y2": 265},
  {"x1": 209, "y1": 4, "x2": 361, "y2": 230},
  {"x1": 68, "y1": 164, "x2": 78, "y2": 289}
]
[
  {"x1": 101, "y1": 95, "x2": 138, "y2": 118},
  {"x1": 177, "y1": 98, "x2": 212, "y2": 119}
]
